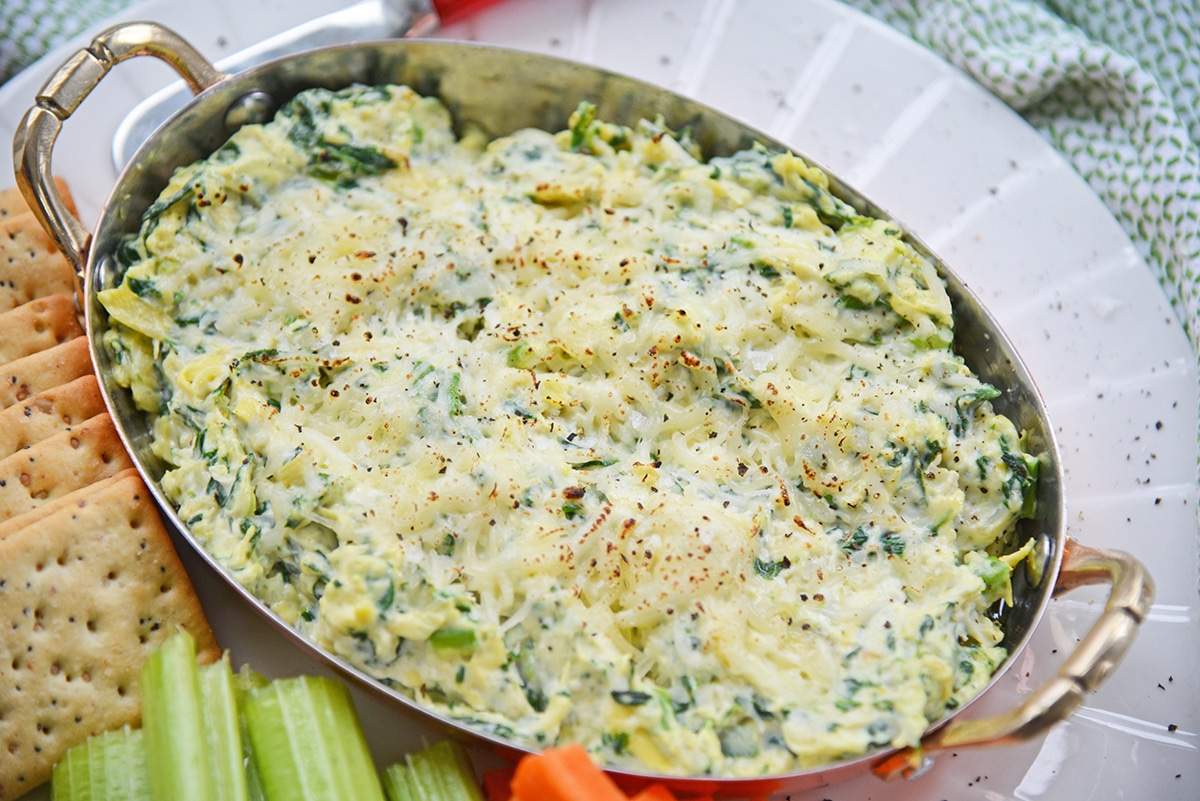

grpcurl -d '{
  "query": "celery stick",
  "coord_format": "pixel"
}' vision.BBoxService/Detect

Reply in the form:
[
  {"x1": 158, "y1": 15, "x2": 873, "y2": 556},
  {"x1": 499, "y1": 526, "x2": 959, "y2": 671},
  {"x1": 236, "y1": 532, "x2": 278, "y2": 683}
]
[
  {"x1": 414, "y1": 741, "x2": 485, "y2": 801},
  {"x1": 381, "y1": 765, "x2": 419, "y2": 801},
  {"x1": 237, "y1": 668, "x2": 273, "y2": 801},
  {"x1": 141, "y1": 630, "x2": 207, "y2": 800},
  {"x1": 244, "y1": 675, "x2": 386, "y2": 801},
  {"x1": 382, "y1": 741, "x2": 484, "y2": 801},
  {"x1": 51, "y1": 725, "x2": 148, "y2": 801},
  {"x1": 140, "y1": 629, "x2": 248, "y2": 801},
  {"x1": 201, "y1": 653, "x2": 253, "y2": 801}
]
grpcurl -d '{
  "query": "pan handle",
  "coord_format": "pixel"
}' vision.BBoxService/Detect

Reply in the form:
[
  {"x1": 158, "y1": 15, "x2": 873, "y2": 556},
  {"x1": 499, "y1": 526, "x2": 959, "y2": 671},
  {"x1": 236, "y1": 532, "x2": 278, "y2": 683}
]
[
  {"x1": 13, "y1": 22, "x2": 224, "y2": 275},
  {"x1": 874, "y1": 537, "x2": 1154, "y2": 780}
]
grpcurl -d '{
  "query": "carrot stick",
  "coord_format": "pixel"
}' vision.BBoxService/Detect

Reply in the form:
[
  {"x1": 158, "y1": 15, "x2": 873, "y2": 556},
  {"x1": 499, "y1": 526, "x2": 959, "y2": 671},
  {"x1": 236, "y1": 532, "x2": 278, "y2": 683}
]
[
  {"x1": 628, "y1": 783, "x2": 678, "y2": 801},
  {"x1": 481, "y1": 767, "x2": 517, "y2": 801},
  {"x1": 510, "y1": 745, "x2": 628, "y2": 801}
]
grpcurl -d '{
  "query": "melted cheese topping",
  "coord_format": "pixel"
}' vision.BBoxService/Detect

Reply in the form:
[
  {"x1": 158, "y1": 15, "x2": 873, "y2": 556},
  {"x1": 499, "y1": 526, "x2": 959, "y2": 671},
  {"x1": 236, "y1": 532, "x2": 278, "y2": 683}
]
[{"x1": 100, "y1": 85, "x2": 1038, "y2": 776}]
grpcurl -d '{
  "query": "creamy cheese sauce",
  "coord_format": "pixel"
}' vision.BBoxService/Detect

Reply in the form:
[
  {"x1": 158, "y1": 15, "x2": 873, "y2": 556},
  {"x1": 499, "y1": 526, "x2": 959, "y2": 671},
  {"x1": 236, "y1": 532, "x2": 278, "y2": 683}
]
[{"x1": 100, "y1": 85, "x2": 1039, "y2": 776}]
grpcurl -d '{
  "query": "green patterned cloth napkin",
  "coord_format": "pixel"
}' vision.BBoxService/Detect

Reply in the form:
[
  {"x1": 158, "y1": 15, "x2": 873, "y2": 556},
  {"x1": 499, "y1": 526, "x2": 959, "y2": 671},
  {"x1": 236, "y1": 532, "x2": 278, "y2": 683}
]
[
  {"x1": 0, "y1": 0, "x2": 133, "y2": 85},
  {"x1": 3, "y1": 0, "x2": 1198, "y2": 351},
  {"x1": 844, "y1": 0, "x2": 1200, "y2": 357}
]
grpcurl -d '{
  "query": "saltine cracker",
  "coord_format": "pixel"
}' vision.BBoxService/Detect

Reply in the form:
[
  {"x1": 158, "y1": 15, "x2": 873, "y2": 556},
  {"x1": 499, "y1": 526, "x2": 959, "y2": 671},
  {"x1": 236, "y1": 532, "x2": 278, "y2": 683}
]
[
  {"x1": 0, "y1": 337, "x2": 92, "y2": 411},
  {"x1": 0, "y1": 179, "x2": 77, "y2": 222},
  {"x1": 0, "y1": 471, "x2": 220, "y2": 799},
  {"x1": 1, "y1": 212, "x2": 78, "y2": 313},
  {"x1": 0, "y1": 375, "x2": 107, "y2": 461},
  {"x1": 0, "y1": 294, "x2": 83, "y2": 364},
  {"x1": 0, "y1": 412, "x2": 135, "y2": 522},
  {"x1": 0, "y1": 468, "x2": 140, "y2": 543}
]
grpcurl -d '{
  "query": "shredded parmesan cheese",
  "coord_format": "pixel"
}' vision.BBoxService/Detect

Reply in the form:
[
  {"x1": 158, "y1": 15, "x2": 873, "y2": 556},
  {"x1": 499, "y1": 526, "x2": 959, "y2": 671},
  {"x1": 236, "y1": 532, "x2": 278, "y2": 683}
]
[{"x1": 101, "y1": 86, "x2": 1039, "y2": 776}]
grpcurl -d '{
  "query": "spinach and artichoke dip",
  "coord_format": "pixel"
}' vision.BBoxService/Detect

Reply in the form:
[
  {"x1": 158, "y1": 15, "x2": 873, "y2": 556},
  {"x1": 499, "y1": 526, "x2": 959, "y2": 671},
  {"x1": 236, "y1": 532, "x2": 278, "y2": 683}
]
[{"x1": 100, "y1": 85, "x2": 1040, "y2": 777}]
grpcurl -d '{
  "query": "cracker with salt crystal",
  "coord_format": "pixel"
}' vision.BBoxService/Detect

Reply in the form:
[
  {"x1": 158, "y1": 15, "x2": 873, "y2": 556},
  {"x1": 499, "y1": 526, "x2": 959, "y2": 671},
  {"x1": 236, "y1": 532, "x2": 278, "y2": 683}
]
[
  {"x1": 0, "y1": 375, "x2": 107, "y2": 461},
  {"x1": 0, "y1": 412, "x2": 134, "y2": 522},
  {"x1": 0, "y1": 470, "x2": 220, "y2": 800},
  {"x1": 0, "y1": 179, "x2": 77, "y2": 222},
  {"x1": 0, "y1": 468, "x2": 141, "y2": 543},
  {"x1": 0, "y1": 337, "x2": 92, "y2": 411},
  {"x1": 0, "y1": 294, "x2": 83, "y2": 364},
  {"x1": 1, "y1": 212, "x2": 78, "y2": 313}
]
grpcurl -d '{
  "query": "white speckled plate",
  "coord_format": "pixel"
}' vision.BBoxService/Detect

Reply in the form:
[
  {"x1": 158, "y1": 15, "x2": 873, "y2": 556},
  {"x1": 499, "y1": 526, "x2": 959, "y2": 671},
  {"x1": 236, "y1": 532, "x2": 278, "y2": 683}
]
[{"x1": 3, "y1": 0, "x2": 1197, "y2": 798}]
